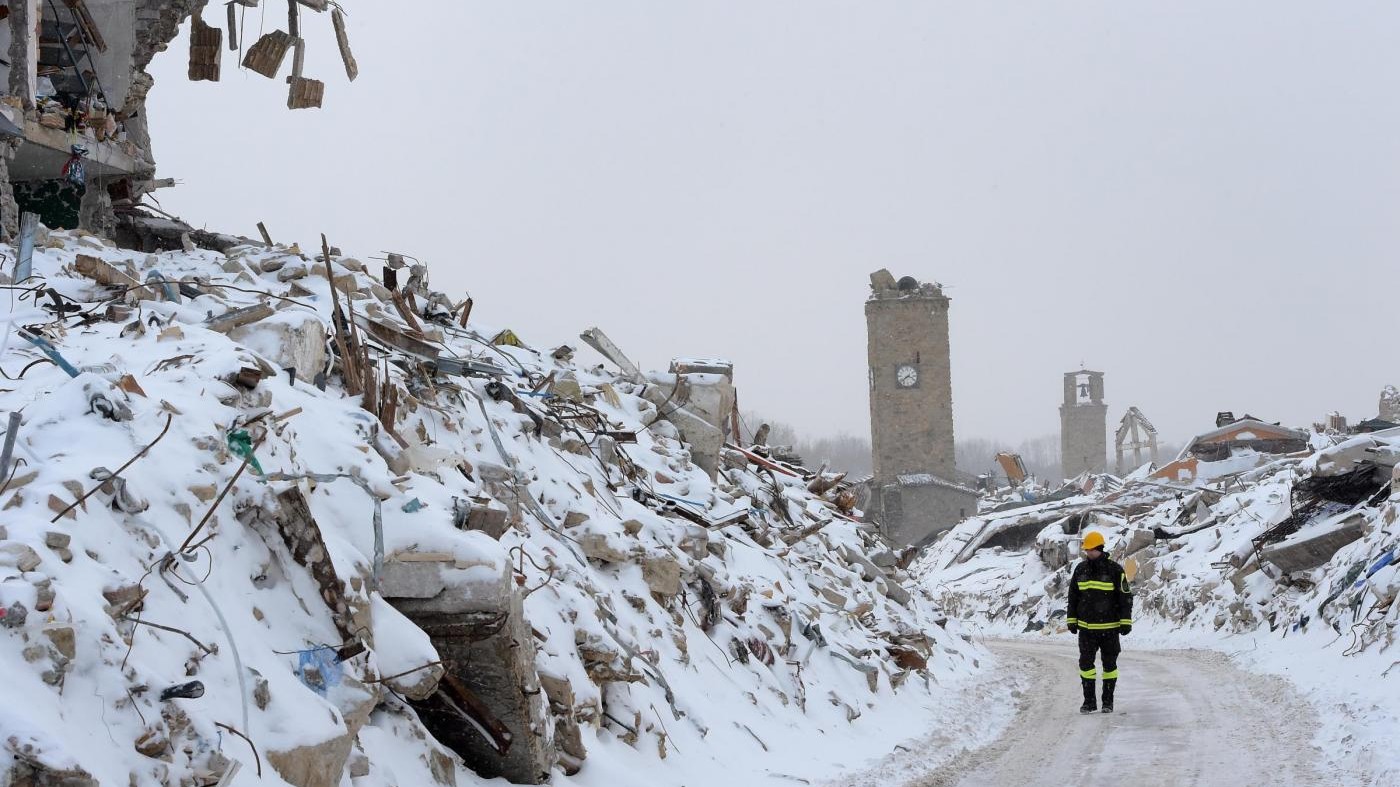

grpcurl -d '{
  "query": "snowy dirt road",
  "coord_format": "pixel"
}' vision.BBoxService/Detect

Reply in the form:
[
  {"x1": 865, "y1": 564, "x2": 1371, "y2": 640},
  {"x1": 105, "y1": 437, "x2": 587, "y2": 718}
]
[{"x1": 836, "y1": 638, "x2": 1343, "y2": 787}]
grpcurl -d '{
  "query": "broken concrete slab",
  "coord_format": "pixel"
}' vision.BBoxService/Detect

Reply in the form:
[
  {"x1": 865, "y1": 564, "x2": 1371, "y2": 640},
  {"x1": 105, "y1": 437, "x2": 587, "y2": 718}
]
[
  {"x1": 1260, "y1": 513, "x2": 1370, "y2": 574},
  {"x1": 579, "y1": 327, "x2": 643, "y2": 382}
]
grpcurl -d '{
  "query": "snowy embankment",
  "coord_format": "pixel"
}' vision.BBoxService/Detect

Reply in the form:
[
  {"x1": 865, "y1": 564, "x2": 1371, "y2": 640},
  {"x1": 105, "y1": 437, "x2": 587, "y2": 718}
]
[
  {"x1": 0, "y1": 227, "x2": 980, "y2": 786},
  {"x1": 917, "y1": 445, "x2": 1400, "y2": 786}
]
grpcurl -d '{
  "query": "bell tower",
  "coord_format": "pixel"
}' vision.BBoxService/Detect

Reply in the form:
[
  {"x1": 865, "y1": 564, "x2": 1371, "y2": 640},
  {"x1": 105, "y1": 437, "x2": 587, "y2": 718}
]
[{"x1": 1060, "y1": 369, "x2": 1108, "y2": 477}]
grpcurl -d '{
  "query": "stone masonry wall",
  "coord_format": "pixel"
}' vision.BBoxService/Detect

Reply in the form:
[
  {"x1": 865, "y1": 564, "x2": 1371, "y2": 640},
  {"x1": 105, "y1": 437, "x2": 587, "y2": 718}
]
[
  {"x1": 1061, "y1": 402, "x2": 1108, "y2": 478},
  {"x1": 885, "y1": 483, "x2": 979, "y2": 546},
  {"x1": 865, "y1": 290, "x2": 956, "y2": 482}
]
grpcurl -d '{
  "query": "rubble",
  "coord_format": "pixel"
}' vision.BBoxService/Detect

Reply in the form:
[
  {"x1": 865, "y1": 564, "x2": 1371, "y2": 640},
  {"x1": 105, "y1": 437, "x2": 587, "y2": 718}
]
[
  {"x1": 0, "y1": 222, "x2": 982, "y2": 787},
  {"x1": 921, "y1": 411, "x2": 1400, "y2": 666}
]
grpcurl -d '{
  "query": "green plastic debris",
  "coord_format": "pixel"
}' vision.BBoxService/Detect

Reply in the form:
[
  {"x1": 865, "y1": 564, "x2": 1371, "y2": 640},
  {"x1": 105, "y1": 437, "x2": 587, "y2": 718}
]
[{"x1": 227, "y1": 429, "x2": 264, "y2": 475}]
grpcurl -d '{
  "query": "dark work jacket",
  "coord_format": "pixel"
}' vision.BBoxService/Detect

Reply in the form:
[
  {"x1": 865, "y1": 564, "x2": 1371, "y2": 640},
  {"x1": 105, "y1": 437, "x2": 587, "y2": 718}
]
[{"x1": 1067, "y1": 553, "x2": 1133, "y2": 631}]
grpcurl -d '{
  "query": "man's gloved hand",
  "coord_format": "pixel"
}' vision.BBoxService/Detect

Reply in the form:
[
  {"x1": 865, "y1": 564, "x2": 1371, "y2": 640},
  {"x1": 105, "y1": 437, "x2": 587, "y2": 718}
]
[
  {"x1": 1067, "y1": 622, "x2": 1078, "y2": 634},
  {"x1": 1120, "y1": 624, "x2": 1132, "y2": 636}
]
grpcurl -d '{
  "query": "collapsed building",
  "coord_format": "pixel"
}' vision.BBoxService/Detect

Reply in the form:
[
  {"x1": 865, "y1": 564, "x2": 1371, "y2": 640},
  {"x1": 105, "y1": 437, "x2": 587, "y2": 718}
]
[{"x1": 1150, "y1": 413, "x2": 1310, "y2": 484}]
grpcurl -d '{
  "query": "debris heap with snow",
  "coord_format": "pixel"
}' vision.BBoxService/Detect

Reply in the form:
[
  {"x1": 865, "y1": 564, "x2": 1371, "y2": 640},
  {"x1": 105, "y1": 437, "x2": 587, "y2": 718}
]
[
  {"x1": 917, "y1": 429, "x2": 1400, "y2": 782},
  {"x1": 0, "y1": 226, "x2": 982, "y2": 786}
]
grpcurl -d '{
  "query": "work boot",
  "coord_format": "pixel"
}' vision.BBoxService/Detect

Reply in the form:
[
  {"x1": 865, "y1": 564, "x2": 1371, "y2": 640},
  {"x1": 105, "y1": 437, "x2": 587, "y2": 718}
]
[
  {"x1": 1079, "y1": 678, "x2": 1097, "y2": 714},
  {"x1": 1101, "y1": 679, "x2": 1116, "y2": 714}
]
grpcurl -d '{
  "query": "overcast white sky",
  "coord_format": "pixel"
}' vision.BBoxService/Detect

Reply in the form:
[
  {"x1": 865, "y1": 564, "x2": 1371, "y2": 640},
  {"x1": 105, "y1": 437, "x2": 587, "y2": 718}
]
[{"x1": 146, "y1": 1, "x2": 1400, "y2": 449}]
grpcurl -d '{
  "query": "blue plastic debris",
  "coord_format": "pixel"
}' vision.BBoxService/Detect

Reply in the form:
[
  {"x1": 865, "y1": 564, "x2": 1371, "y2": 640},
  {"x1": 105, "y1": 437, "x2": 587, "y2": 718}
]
[
  {"x1": 295, "y1": 646, "x2": 344, "y2": 696},
  {"x1": 145, "y1": 270, "x2": 181, "y2": 303},
  {"x1": 18, "y1": 330, "x2": 80, "y2": 378},
  {"x1": 401, "y1": 497, "x2": 425, "y2": 513},
  {"x1": 1354, "y1": 549, "x2": 1396, "y2": 589}
]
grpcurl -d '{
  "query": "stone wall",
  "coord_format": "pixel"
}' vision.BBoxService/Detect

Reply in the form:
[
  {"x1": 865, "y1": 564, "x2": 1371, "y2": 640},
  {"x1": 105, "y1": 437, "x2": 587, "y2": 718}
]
[
  {"x1": 879, "y1": 482, "x2": 978, "y2": 546},
  {"x1": 1061, "y1": 401, "x2": 1108, "y2": 477}
]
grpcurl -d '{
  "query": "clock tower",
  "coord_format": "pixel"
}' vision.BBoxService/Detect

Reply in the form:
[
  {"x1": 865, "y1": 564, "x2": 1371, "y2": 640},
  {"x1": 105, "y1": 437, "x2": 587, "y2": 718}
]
[{"x1": 864, "y1": 269, "x2": 973, "y2": 544}]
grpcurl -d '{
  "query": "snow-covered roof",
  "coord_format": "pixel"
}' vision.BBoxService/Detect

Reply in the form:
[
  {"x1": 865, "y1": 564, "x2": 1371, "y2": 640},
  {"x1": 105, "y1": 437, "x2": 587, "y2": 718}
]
[{"x1": 1190, "y1": 418, "x2": 1308, "y2": 446}]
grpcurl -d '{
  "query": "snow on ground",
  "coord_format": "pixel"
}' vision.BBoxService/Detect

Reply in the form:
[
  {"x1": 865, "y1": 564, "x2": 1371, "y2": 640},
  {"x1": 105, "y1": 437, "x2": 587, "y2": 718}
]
[
  {"x1": 0, "y1": 228, "x2": 983, "y2": 785},
  {"x1": 916, "y1": 446, "x2": 1400, "y2": 786}
]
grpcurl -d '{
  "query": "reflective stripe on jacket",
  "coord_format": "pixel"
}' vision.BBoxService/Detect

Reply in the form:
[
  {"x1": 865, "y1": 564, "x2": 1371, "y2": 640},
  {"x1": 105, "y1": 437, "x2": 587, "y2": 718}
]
[{"x1": 1066, "y1": 553, "x2": 1133, "y2": 630}]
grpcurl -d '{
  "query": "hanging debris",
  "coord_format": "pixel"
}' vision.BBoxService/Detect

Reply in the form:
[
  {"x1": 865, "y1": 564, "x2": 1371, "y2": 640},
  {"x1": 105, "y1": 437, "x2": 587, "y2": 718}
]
[
  {"x1": 332, "y1": 9, "x2": 359, "y2": 81},
  {"x1": 242, "y1": 30, "x2": 294, "y2": 78},
  {"x1": 188, "y1": 14, "x2": 222, "y2": 82}
]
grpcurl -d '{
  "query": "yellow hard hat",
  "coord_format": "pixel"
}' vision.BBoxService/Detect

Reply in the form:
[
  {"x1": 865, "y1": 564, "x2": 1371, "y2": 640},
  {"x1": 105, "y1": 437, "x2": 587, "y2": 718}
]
[{"x1": 1082, "y1": 531, "x2": 1105, "y2": 551}]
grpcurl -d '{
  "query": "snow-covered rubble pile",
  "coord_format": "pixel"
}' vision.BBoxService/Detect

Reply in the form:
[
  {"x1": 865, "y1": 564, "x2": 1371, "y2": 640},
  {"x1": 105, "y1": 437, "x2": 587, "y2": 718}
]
[
  {"x1": 917, "y1": 438, "x2": 1400, "y2": 783},
  {"x1": 0, "y1": 227, "x2": 982, "y2": 786}
]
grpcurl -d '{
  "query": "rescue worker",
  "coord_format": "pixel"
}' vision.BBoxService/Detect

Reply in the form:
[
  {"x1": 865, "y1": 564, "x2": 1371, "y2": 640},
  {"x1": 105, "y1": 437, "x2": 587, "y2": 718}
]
[{"x1": 1066, "y1": 530, "x2": 1132, "y2": 714}]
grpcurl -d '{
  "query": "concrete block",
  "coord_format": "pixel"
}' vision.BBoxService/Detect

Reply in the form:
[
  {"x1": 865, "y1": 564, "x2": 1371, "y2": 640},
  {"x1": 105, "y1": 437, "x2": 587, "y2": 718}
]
[
  {"x1": 1122, "y1": 528, "x2": 1155, "y2": 556},
  {"x1": 578, "y1": 534, "x2": 627, "y2": 564},
  {"x1": 229, "y1": 311, "x2": 327, "y2": 383},
  {"x1": 1260, "y1": 513, "x2": 1369, "y2": 574},
  {"x1": 642, "y1": 555, "x2": 683, "y2": 597}
]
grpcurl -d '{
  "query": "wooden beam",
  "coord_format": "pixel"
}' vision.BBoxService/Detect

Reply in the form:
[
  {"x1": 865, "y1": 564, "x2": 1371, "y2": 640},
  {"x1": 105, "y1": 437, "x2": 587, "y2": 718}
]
[
  {"x1": 226, "y1": 1, "x2": 239, "y2": 50},
  {"x1": 331, "y1": 9, "x2": 358, "y2": 81}
]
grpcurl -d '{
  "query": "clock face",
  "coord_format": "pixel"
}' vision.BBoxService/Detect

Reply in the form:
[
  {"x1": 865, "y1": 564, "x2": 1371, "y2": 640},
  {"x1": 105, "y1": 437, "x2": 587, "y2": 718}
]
[{"x1": 896, "y1": 364, "x2": 918, "y2": 388}]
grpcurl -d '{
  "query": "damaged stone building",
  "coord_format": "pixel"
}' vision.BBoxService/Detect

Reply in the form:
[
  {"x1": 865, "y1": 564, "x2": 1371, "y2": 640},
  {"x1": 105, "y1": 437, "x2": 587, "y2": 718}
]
[
  {"x1": 0, "y1": 1, "x2": 352, "y2": 249},
  {"x1": 0, "y1": 1, "x2": 208, "y2": 240},
  {"x1": 864, "y1": 269, "x2": 978, "y2": 545}
]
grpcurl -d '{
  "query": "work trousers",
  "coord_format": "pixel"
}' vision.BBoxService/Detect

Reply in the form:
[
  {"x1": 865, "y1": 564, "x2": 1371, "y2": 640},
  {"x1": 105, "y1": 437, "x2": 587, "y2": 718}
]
[{"x1": 1077, "y1": 630, "x2": 1120, "y2": 680}]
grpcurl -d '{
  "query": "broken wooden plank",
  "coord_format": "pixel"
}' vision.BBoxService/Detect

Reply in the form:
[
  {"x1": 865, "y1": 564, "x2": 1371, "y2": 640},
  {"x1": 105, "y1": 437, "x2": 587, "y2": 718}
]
[
  {"x1": 390, "y1": 290, "x2": 423, "y2": 333},
  {"x1": 323, "y1": 234, "x2": 363, "y2": 395},
  {"x1": 188, "y1": 15, "x2": 222, "y2": 82},
  {"x1": 74, "y1": 254, "x2": 139, "y2": 287},
  {"x1": 242, "y1": 29, "x2": 293, "y2": 78},
  {"x1": 289, "y1": 35, "x2": 305, "y2": 79},
  {"x1": 256, "y1": 221, "x2": 273, "y2": 245},
  {"x1": 725, "y1": 444, "x2": 802, "y2": 477},
  {"x1": 205, "y1": 303, "x2": 274, "y2": 333},
  {"x1": 332, "y1": 8, "x2": 358, "y2": 81}
]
